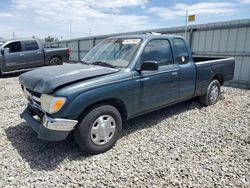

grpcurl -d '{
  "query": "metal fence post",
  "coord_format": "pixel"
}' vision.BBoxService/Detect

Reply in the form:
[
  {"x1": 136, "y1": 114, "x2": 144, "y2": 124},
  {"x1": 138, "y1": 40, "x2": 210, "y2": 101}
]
[
  {"x1": 189, "y1": 27, "x2": 195, "y2": 50},
  {"x1": 78, "y1": 40, "x2": 80, "y2": 61}
]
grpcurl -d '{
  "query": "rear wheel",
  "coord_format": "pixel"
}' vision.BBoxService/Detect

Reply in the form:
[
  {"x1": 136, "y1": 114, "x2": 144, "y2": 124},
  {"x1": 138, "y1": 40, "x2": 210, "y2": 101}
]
[
  {"x1": 49, "y1": 57, "x2": 62, "y2": 65},
  {"x1": 74, "y1": 105, "x2": 122, "y2": 154},
  {"x1": 199, "y1": 80, "x2": 220, "y2": 106}
]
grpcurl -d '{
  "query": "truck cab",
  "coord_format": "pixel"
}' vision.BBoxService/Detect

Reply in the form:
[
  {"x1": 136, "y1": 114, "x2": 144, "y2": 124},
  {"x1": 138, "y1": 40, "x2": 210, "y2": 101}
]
[{"x1": 130, "y1": 36, "x2": 196, "y2": 112}]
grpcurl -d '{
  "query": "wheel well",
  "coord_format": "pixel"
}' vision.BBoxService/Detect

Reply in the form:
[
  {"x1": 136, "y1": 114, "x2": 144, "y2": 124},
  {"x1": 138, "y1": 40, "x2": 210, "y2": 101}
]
[
  {"x1": 78, "y1": 98, "x2": 127, "y2": 122},
  {"x1": 50, "y1": 56, "x2": 62, "y2": 62},
  {"x1": 212, "y1": 74, "x2": 224, "y2": 85}
]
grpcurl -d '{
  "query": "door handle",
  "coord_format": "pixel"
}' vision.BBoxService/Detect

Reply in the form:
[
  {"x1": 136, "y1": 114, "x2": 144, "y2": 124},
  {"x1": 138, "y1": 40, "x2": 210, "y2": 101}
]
[
  {"x1": 136, "y1": 77, "x2": 150, "y2": 82},
  {"x1": 37, "y1": 52, "x2": 42, "y2": 54},
  {"x1": 19, "y1": 54, "x2": 25, "y2": 56},
  {"x1": 171, "y1": 72, "x2": 178, "y2": 77}
]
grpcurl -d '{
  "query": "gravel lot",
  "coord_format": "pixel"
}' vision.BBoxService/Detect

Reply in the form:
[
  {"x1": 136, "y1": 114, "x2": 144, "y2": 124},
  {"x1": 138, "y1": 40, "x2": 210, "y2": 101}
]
[{"x1": 0, "y1": 76, "x2": 249, "y2": 188}]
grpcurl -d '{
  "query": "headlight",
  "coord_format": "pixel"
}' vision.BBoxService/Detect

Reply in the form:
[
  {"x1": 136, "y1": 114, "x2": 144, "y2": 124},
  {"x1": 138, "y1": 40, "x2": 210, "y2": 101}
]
[{"x1": 41, "y1": 94, "x2": 66, "y2": 114}]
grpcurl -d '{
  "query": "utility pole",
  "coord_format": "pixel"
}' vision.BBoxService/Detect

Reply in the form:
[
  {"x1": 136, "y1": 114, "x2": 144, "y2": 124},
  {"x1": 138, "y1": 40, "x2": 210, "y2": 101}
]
[
  {"x1": 185, "y1": 9, "x2": 188, "y2": 39},
  {"x1": 13, "y1": 32, "x2": 16, "y2": 39},
  {"x1": 69, "y1": 19, "x2": 72, "y2": 39}
]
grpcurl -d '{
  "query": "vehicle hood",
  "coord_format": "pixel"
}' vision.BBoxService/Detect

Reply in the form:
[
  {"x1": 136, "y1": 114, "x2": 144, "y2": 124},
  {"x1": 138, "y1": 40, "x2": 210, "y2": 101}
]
[{"x1": 19, "y1": 63, "x2": 119, "y2": 94}]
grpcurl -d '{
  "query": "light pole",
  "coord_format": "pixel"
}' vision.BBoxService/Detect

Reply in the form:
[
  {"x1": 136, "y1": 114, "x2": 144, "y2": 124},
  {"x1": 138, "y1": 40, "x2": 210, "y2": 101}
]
[{"x1": 185, "y1": 9, "x2": 188, "y2": 39}]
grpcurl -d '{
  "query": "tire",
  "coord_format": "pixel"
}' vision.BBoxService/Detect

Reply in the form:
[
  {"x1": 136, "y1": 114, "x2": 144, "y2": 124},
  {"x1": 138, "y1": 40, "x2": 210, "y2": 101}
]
[
  {"x1": 199, "y1": 79, "x2": 221, "y2": 106},
  {"x1": 74, "y1": 105, "x2": 122, "y2": 154},
  {"x1": 0, "y1": 69, "x2": 2, "y2": 78},
  {"x1": 49, "y1": 57, "x2": 62, "y2": 65}
]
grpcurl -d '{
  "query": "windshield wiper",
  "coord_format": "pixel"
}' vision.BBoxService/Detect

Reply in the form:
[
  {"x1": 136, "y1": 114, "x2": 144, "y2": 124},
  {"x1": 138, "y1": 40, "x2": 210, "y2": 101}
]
[{"x1": 92, "y1": 61, "x2": 116, "y2": 68}]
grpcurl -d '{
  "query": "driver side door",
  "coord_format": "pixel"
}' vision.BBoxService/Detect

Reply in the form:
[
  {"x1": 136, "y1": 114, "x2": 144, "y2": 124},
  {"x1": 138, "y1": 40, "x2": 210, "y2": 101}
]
[
  {"x1": 2, "y1": 41, "x2": 26, "y2": 72},
  {"x1": 137, "y1": 39, "x2": 180, "y2": 112}
]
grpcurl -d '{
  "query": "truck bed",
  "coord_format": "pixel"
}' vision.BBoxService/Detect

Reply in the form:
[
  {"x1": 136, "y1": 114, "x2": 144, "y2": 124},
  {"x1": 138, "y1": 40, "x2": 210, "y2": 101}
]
[
  {"x1": 193, "y1": 56, "x2": 235, "y2": 96},
  {"x1": 193, "y1": 56, "x2": 230, "y2": 63}
]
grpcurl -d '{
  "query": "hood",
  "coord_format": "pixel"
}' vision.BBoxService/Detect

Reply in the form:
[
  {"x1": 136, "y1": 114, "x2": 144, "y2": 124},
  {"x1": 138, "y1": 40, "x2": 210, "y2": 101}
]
[{"x1": 19, "y1": 63, "x2": 119, "y2": 93}]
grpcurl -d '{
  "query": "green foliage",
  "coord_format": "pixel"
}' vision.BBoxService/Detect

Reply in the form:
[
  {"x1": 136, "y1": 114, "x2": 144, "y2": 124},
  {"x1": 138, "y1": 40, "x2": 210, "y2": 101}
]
[{"x1": 44, "y1": 36, "x2": 59, "y2": 43}]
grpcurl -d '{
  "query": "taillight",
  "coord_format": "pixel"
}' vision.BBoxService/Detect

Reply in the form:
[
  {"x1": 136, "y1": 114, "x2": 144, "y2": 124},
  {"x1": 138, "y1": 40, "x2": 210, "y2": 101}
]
[{"x1": 67, "y1": 49, "x2": 71, "y2": 56}]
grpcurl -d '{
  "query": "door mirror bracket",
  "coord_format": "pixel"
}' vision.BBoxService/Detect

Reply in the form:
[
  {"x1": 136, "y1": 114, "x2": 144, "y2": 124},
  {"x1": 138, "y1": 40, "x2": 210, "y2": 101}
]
[
  {"x1": 137, "y1": 61, "x2": 159, "y2": 72},
  {"x1": 1, "y1": 48, "x2": 10, "y2": 55},
  {"x1": 1, "y1": 48, "x2": 4, "y2": 55}
]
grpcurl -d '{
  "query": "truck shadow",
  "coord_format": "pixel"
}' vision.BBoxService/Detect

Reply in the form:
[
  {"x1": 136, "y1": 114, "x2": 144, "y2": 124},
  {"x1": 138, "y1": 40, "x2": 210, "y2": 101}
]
[
  {"x1": 1, "y1": 72, "x2": 25, "y2": 78},
  {"x1": 5, "y1": 99, "x2": 202, "y2": 171},
  {"x1": 123, "y1": 99, "x2": 202, "y2": 136},
  {"x1": 5, "y1": 124, "x2": 88, "y2": 171}
]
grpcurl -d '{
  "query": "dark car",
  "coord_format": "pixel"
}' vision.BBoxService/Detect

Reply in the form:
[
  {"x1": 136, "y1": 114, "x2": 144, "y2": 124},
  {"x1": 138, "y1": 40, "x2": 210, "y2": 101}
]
[
  {"x1": 19, "y1": 34, "x2": 235, "y2": 154},
  {"x1": 0, "y1": 38, "x2": 70, "y2": 76}
]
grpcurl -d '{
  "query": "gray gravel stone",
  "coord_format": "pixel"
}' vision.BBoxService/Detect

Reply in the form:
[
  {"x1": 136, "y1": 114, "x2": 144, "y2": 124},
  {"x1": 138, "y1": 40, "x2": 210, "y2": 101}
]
[{"x1": 0, "y1": 76, "x2": 249, "y2": 188}]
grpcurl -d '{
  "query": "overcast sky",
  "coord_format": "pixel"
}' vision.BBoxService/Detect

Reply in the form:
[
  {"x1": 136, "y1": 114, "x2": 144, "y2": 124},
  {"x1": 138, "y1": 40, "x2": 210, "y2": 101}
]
[{"x1": 0, "y1": 0, "x2": 250, "y2": 40}]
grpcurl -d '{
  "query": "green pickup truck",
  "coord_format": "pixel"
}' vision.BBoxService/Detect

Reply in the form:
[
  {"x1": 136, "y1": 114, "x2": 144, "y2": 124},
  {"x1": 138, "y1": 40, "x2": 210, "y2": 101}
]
[{"x1": 19, "y1": 34, "x2": 235, "y2": 154}]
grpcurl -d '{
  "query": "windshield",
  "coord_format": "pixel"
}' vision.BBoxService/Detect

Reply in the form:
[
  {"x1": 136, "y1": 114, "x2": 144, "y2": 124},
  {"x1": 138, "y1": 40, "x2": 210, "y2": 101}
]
[{"x1": 83, "y1": 38, "x2": 142, "y2": 67}]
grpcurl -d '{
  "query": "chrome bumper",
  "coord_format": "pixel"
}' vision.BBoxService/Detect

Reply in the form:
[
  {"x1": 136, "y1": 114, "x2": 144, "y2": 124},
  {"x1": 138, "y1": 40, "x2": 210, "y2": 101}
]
[
  {"x1": 20, "y1": 106, "x2": 78, "y2": 141},
  {"x1": 43, "y1": 114, "x2": 78, "y2": 131}
]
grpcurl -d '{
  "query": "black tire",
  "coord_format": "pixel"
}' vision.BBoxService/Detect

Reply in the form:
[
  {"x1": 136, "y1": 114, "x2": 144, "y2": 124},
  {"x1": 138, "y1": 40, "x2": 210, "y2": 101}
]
[
  {"x1": 0, "y1": 69, "x2": 2, "y2": 78},
  {"x1": 74, "y1": 105, "x2": 122, "y2": 154},
  {"x1": 199, "y1": 79, "x2": 221, "y2": 106},
  {"x1": 49, "y1": 57, "x2": 62, "y2": 65}
]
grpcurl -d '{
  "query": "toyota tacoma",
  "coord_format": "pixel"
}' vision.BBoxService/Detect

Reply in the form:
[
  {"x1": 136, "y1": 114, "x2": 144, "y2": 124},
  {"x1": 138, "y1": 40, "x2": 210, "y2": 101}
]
[{"x1": 19, "y1": 34, "x2": 235, "y2": 154}]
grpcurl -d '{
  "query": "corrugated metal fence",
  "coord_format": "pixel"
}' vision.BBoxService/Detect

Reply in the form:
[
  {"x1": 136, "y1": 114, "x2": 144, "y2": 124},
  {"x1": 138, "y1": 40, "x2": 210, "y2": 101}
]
[{"x1": 48, "y1": 19, "x2": 250, "y2": 89}]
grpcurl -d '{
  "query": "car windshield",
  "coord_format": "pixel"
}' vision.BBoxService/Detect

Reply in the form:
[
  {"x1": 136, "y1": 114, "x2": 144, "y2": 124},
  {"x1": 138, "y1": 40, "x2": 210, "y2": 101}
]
[{"x1": 82, "y1": 38, "x2": 142, "y2": 68}]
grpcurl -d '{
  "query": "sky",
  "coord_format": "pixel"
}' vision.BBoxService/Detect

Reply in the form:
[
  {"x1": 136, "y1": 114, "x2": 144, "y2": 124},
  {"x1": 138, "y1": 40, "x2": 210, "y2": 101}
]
[{"x1": 0, "y1": 0, "x2": 250, "y2": 40}]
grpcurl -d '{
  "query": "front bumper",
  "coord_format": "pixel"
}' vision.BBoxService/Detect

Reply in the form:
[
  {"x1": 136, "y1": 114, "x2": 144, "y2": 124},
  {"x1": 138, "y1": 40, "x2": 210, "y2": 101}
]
[{"x1": 20, "y1": 106, "x2": 78, "y2": 141}]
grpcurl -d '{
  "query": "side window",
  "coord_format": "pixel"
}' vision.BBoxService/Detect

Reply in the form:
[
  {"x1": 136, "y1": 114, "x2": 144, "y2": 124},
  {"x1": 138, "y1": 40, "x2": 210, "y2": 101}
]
[
  {"x1": 24, "y1": 40, "x2": 39, "y2": 51},
  {"x1": 141, "y1": 39, "x2": 173, "y2": 66},
  {"x1": 173, "y1": 38, "x2": 188, "y2": 56},
  {"x1": 4, "y1": 42, "x2": 22, "y2": 53}
]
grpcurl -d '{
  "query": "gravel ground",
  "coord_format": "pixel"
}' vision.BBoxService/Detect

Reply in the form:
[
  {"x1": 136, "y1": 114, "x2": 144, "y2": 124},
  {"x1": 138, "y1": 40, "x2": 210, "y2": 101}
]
[{"x1": 0, "y1": 76, "x2": 249, "y2": 188}]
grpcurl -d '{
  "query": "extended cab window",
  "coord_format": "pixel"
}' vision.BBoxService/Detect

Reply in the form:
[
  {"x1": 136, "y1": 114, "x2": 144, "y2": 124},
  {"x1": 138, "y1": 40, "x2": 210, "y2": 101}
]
[
  {"x1": 141, "y1": 39, "x2": 173, "y2": 66},
  {"x1": 4, "y1": 42, "x2": 22, "y2": 53},
  {"x1": 173, "y1": 38, "x2": 188, "y2": 56},
  {"x1": 24, "y1": 40, "x2": 39, "y2": 51}
]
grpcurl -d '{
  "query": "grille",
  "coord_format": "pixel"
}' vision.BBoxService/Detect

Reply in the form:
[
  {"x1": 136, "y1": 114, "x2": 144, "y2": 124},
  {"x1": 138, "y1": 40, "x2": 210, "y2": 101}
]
[
  {"x1": 23, "y1": 87, "x2": 41, "y2": 106},
  {"x1": 34, "y1": 100, "x2": 41, "y2": 106},
  {"x1": 26, "y1": 88, "x2": 41, "y2": 98},
  {"x1": 29, "y1": 103, "x2": 44, "y2": 119}
]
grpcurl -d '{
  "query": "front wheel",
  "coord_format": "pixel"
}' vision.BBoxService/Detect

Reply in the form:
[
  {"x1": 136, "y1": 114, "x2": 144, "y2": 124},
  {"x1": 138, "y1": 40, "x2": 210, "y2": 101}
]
[
  {"x1": 74, "y1": 105, "x2": 122, "y2": 154},
  {"x1": 199, "y1": 80, "x2": 221, "y2": 106}
]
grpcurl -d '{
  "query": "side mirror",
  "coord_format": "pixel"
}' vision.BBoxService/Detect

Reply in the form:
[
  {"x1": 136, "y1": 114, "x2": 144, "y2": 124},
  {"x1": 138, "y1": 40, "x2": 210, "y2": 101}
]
[
  {"x1": 178, "y1": 53, "x2": 189, "y2": 64},
  {"x1": 1, "y1": 48, "x2": 9, "y2": 55},
  {"x1": 0, "y1": 48, "x2": 4, "y2": 55},
  {"x1": 137, "y1": 61, "x2": 158, "y2": 71}
]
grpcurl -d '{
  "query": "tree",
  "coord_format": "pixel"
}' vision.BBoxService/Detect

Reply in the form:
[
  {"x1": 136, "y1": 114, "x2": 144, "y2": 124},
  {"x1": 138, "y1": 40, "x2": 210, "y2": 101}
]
[{"x1": 44, "y1": 36, "x2": 59, "y2": 43}]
